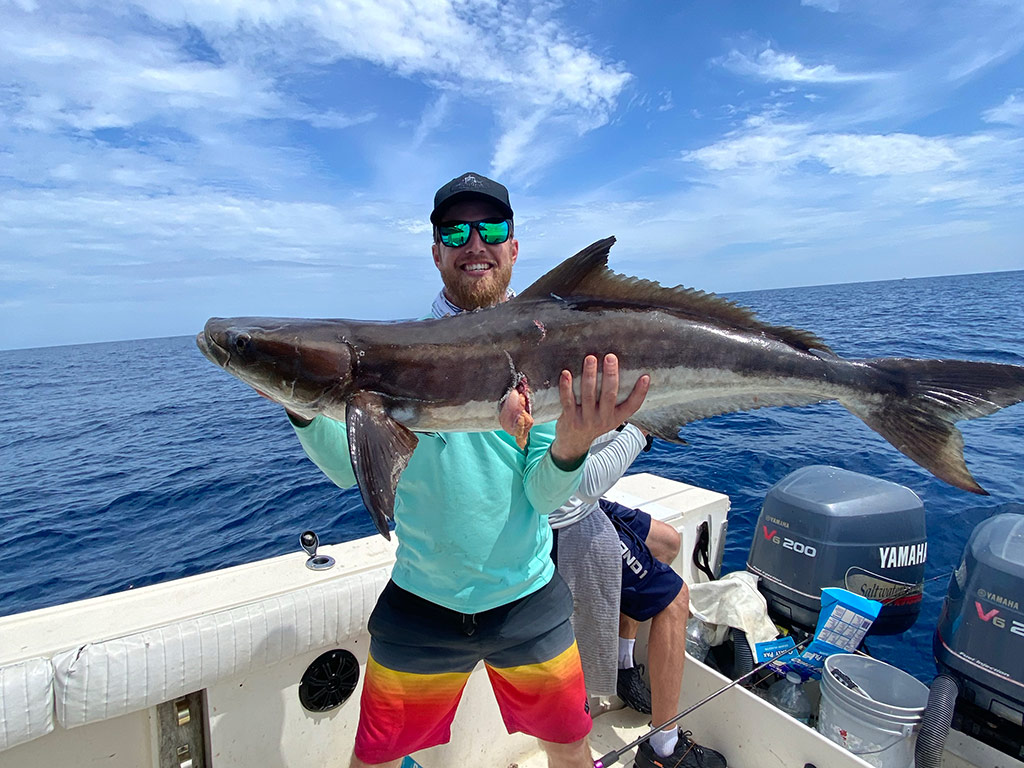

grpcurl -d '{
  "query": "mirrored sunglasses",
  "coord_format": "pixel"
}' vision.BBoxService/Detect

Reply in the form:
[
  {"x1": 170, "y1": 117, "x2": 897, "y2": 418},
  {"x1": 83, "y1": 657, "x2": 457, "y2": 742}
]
[{"x1": 437, "y1": 219, "x2": 511, "y2": 248}]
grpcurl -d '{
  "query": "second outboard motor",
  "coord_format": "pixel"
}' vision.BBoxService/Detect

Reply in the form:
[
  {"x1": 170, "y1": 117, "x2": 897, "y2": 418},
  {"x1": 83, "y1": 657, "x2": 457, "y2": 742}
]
[
  {"x1": 933, "y1": 513, "x2": 1024, "y2": 758},
  {"x1": 746, "y1": 465, "x2": 926, "y2": 635}
]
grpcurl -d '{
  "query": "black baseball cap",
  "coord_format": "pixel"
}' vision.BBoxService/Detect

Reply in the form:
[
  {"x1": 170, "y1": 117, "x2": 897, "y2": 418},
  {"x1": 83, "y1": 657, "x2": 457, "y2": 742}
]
[{"x1": 430, "y1": 172, "x2": 514, "y2": 225}]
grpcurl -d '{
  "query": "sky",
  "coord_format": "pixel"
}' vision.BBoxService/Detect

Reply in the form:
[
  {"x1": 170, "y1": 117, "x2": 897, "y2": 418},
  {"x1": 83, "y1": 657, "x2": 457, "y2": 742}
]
[{"x1": 2, "y1": 0, "x2": 1023, "y2": 351}]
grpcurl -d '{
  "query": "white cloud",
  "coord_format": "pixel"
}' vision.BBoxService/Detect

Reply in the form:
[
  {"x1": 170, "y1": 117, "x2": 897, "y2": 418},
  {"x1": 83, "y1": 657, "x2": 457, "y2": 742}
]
[
  {"x1": 0, "y1": 21, "x2": 289, "y2": 134},
  {"x1": 808, "y1": 133, "x2": 961, "y2": 176},
  {"x1": 123, "y1": 0, "x2": 631, "y2": 174},
  {"x1": 687, "y1": 130, "x2": 801, "y2": 171},
  {"x1": 707, "y1": 6, "x2": 1024, "y2": 130},
  {"x1": 685, "y1": 118, "x2": 964, "y2": 177},
  {"x1": 720, "y1": 47, "x2": 886, "y2": 84},
  {"x1": 411, "y1": 94, "x2": 451, "y2": 149},
  {"x1": 492, "y1": 110, "x2": 549, "y2": 181},
  {"x1": 2, "y1": 1, "x2": 631, "y2": 183},
  {"x1": 801, "y1": 0, "x2": 841, "y2": 11},
  {"x1": 678, "y1": 118, "x2": 1024, "y2": 243},
  {"x1": 0, "y1": 189, "x2": 432, "y2": 306},
  {"x1": 945, "y1": 19, "x2": 1024, "y2": 81},
  {"x1": 983, "y1": 92, "x2": 1024, "y2": 126}
]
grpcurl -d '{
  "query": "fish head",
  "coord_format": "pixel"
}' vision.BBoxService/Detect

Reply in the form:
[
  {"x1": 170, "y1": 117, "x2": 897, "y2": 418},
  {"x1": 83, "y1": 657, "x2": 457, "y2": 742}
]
[{"x1": 197, "y1": 317, "x2": 355, "y2": 417}]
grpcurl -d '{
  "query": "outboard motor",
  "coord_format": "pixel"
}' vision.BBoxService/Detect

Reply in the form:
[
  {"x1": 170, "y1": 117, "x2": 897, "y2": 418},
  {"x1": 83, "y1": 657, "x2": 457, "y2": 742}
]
[
  {"x1": 746, "y1": 465, "x2": 927, "y2": 636},
  {"x1": 932, "y1": 513, "x2": 1024, "y2": 759}
]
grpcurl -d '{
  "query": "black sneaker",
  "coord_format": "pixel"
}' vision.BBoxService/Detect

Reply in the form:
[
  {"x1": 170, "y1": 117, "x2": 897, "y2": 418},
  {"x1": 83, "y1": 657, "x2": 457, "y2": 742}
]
[
  {"x1": 633, "y1": 729, "x2": 727, "y2": 768},
  {"x1": 617, "y1": 664, "x2": 652, "y2": 714}
]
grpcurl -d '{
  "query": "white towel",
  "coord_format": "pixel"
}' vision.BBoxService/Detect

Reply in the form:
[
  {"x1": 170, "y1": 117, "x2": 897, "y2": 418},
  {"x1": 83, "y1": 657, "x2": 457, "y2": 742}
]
[
  {"x1": 689, "y1": 570, "x2": 779, "y2": 646},
  {"x1": 556, "y1": 510, "x2": 622, "y2": 696}
]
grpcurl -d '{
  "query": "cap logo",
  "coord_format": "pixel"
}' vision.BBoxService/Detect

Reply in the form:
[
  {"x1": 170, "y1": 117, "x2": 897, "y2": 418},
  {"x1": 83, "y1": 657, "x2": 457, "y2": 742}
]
[{"x1": 460, "y1": 174, "x2": 483, "y2": 187}]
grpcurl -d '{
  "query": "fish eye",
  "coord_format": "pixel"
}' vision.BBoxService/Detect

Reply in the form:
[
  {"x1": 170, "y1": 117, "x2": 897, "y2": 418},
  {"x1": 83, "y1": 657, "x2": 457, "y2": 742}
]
[{"x1": 234, "y1": 333, "x2": 251, "y2": 354}]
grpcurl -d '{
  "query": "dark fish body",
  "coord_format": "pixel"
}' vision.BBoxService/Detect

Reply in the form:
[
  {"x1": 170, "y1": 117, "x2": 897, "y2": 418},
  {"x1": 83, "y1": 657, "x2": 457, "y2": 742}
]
[{"x1": 197, "y1": 237, "x2": 1024, "y2": 537}]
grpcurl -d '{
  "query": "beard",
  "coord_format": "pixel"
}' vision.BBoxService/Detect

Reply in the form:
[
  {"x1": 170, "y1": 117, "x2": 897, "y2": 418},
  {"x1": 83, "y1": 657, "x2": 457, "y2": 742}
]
[{"x1": 439, "y1": 260, "x2": 514, "y2": 310}]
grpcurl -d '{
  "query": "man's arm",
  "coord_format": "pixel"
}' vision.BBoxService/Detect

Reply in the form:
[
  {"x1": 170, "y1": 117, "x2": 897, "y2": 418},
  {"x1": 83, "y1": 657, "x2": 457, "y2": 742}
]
[
  {"x1": 290, "y1": 415, "x2": 359, "y2": 489},
  {"x1": 573, "y1": 424, "x2": 647, "y2": 504}
]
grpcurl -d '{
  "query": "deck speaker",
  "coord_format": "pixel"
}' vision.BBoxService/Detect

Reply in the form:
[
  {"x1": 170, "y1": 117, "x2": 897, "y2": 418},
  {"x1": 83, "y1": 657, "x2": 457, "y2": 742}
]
[{"x1": 299, "y1": 649, "x2": 359, "y2": 712}]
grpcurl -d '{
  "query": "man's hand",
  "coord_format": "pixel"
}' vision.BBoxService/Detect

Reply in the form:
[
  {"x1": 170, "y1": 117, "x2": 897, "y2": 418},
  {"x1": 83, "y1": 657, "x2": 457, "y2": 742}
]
[
  {"x1": 551, "y1": 354, "x2": 649, "y2": 466},
  {"x1": 499, "y1": 388, "x2": 534, "y2": 449}
]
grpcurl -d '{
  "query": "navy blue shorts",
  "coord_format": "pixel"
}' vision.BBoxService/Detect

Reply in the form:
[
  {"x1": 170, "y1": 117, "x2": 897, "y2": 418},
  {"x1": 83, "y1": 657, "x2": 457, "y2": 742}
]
[{"x1": 600, "y1": 499, "x2": 684, "y2": 622}]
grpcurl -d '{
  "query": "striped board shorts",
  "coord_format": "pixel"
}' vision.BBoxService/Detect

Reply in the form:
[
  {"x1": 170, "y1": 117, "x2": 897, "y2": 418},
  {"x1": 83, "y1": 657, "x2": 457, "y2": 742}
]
[{"x1": 354, "y1": 573, "x2": 592, "y2": 764}]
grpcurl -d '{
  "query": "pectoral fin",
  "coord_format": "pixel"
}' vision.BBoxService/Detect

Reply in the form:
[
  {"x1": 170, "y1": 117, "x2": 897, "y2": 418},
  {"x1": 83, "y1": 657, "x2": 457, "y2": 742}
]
[{"x1": 346, "y1": 392, "x2": 419, "y2": 539}]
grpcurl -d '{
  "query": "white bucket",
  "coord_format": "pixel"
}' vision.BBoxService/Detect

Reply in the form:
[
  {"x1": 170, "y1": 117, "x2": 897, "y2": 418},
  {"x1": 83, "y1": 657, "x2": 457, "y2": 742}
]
[{"x1": 816, "y1": 654, "x2": 929, "y2": 768}]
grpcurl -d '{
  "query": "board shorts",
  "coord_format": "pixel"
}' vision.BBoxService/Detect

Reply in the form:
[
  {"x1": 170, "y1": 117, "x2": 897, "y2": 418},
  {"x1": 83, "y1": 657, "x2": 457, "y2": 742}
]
[
  {"x1": 600, "y1": 499, "x2": 685, "y2": 622},
  {"x1": 354, "y1": 573, "x2": 592, "y2": 764}
]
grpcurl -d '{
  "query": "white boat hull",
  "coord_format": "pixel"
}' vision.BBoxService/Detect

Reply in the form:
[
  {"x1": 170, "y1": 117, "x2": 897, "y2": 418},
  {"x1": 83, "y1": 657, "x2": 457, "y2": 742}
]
[{"x1": 0, "y1": 474, "x2": 1017, "y2": 768}]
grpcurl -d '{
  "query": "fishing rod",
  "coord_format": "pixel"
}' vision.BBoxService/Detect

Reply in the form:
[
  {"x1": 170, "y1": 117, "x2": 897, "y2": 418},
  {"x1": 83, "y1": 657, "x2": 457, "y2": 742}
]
[{"x1": 593, "y1": 636, "x2": 812, "y2": 768}]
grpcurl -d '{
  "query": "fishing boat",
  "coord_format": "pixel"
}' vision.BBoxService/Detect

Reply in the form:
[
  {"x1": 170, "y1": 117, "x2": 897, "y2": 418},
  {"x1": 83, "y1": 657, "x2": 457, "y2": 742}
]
[{"x1": 0, "y1": 472, "x2": 1020, "y2": 768}]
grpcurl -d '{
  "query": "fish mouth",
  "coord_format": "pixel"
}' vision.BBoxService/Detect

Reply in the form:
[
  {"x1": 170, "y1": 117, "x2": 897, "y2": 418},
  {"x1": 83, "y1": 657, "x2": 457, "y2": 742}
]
[{"x1": 196, "y1": 329, "x2": 229, "y2": 367}]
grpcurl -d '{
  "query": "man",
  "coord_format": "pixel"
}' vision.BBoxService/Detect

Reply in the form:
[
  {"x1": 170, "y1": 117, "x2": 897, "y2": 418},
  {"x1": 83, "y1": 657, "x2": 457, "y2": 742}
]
[
  {"x1": 550, "y1": 426, "x2": 727, "y2": 768},
  {"x1": 287, "y1": 172, "x2": 649, "y2": 768}
]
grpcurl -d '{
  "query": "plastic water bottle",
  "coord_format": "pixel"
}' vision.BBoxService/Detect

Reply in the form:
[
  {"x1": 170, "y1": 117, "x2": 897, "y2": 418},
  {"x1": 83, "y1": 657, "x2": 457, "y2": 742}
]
[
  {"x1": 685, "y1": 617, "x2": 711, "y2": 661},
  {"x1": 768, "y1": 670, "x2": 814, "y2": 725}
]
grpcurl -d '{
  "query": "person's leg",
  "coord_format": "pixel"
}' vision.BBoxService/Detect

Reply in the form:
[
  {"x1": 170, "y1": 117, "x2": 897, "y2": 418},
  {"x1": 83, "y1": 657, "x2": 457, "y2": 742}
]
[
  {"x1": 602, "y1": 499, "x2": 653, "y2": 659},
  {"x1": 617, "y1": 517, "x2": 679, "y2": 649},
  {"x1": 648, "y1": 581, "x2": 689, "y2": 731},
  {"x1": 353, "y1": 582, "x2": 477, "y2": 766},
  {"x1": 540, "y1": 735, "x2": 593, "y2": 767},
  {"x1": 615, "y1": 611, "x2": 648, "y2": 712},
  {"x1": 635, "y1": 584, "x2": 726, "y2": 767},
  {"x1": 618, "y1": 613, "x2": 639, "y2": 649},
  {"x1": 601, "y1": 505, "x2": 726, "y2": 767},
  {"x1": 645, "y1": 518, "x2": 681, "y2": 566},
  {"x1": 485, "y1": 575, "x2": 592, "y2": 765},
  {"x1": 486, "y1": 635, "x2": 592, "y2": 745},
  {"x1": 349, "y1": 756, "x2": 401, "y2": 768},
  {"x1": 642, "y1": 517, "x2": 687, "y2": 733},
  {"x1": 354, "y1": 652, "x2": 472, "y2": 765}
]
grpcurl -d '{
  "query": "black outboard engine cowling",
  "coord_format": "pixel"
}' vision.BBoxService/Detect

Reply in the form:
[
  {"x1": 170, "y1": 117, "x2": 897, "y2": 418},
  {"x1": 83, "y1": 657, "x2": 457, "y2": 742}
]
[
  {"x1": 935, "y1": 513, "x2": 1024, "y2": 752},
  {"x1": 746, "y1": 465, "x2": 926, "y2": 635}
]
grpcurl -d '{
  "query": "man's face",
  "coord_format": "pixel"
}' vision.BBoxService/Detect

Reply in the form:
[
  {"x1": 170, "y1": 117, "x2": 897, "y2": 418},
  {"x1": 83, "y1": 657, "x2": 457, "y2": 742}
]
[{"x1": 432, "y1": 199, "x2": 518, "y2": 311}]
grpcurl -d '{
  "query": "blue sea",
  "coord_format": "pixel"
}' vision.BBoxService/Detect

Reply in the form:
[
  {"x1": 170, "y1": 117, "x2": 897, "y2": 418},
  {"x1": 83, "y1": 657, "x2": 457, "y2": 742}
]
[{"x1": 2, "y1": 270, "x2": 1023, "y2": 684}]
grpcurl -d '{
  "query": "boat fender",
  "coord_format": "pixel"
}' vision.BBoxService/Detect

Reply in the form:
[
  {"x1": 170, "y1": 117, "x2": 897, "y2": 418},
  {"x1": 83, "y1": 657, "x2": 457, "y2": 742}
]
[
  {"x1": 732, "y1": 628, "x2": 755, "y2": 678},
  {"x1": 914, "y1": 673, "x2": 958, "y2": 768}
]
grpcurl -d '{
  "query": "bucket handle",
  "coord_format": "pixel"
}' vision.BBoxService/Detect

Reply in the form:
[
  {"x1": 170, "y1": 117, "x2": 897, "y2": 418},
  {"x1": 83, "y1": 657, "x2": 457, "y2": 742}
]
[{"x1": 845, "y1": 722, "x2": 917, "y2": 757}]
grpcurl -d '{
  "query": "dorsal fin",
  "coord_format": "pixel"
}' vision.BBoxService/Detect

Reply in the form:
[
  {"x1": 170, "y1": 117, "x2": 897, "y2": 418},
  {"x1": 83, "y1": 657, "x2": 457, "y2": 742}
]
[
  {"x1": 516, "y1": 236, "x2": 616, "y2": 301},
  {"x1": 516, "y1": 236, "x2": 833, "y2": 354}
]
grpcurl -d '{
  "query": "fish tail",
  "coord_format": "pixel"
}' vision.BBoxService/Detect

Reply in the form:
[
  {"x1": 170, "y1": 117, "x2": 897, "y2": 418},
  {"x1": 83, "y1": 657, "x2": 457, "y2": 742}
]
[{"x1": 844, "y1": 358, "x2": 1024, "y2": 494}]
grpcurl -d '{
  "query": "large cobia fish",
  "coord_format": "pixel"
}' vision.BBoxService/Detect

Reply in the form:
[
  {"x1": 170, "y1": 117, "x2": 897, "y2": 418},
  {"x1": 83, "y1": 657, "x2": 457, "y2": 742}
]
[{"x1": 197, "y1": 237, "x2": 1024, "y2": 538}]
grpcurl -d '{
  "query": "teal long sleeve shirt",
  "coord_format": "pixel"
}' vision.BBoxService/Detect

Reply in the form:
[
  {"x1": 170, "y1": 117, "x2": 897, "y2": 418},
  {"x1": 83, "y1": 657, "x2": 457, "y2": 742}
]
[{"x1": 294, "y1": 416, "x2": 583, "y2": 613}]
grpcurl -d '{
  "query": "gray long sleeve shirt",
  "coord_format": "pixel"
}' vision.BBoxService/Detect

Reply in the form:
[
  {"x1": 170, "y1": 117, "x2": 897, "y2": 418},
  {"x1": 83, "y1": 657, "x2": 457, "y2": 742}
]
[{"x1": 547, "y1": 424, "x2": 647, "y2": 529}]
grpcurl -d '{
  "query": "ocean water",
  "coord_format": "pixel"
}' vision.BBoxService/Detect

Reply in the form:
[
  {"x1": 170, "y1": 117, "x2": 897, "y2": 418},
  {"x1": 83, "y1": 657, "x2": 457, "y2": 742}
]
[{"x1": 2, "y1": 270, "x2": 1022, "y2": 684}]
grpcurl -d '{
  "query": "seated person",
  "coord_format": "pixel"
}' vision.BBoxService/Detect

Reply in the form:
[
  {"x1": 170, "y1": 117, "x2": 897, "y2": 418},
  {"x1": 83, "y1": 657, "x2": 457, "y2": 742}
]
[{"x1": 550, "y1": 425, "x2": 727, "y2": 768}]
